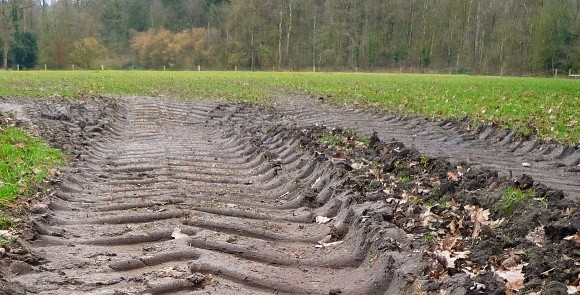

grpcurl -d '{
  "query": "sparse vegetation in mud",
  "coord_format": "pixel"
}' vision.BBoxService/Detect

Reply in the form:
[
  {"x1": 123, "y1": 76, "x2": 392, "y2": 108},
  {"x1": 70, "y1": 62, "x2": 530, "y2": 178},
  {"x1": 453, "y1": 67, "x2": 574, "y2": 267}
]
[
  {"x1": 319, "y1": 134, "x2": 343, "y2": 147},
  {"x1": 399, "y1": 175, "x2": 413, "y2": 184},
  {"x1": 299, "y1": 125, "x2": 579, "y2": 294},
  {"x1": 424, "y1": 231, "x2": 436, "y2": 245},
  {"x1": 318, "y1": 128, "x2": 372, "y2": 150},
  {"x1": 316, "y1": 129, "x2": 374, "y2": 159},
  {"x1": 0, "y1": 215, "x2": 14, "y2": 230},
  {"x1": 501, "y1": 187, "x2": 537, "y2": 215}
]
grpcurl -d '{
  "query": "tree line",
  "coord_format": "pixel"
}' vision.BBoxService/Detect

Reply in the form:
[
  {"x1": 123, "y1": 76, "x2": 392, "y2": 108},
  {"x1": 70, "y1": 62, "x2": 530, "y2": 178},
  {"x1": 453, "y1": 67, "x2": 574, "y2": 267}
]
[{"x1": 1, "y1": 0, "x2": 579, "y2": 76}]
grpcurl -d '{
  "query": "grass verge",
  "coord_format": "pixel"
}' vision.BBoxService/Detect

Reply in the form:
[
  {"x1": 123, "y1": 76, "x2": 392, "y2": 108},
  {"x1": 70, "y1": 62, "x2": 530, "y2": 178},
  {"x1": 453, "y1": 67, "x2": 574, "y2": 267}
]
[
  {"x1": 0, "y1": 71, "x2": 578, "y2": 142},
  {"x1": 0, "y1": 127, "x2": 64, "y2": 205}
]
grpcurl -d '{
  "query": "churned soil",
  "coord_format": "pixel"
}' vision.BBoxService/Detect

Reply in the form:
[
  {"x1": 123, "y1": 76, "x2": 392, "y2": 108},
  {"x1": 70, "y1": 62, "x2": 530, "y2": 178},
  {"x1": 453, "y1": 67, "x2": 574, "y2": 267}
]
[{"x1": 0, "y1": 96, "x2": 578, "y2": 294}]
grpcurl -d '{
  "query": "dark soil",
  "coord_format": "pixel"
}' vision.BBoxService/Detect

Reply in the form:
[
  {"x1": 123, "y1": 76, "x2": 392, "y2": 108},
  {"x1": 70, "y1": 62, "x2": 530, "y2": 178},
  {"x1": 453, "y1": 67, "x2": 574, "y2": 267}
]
[{"x1": 0, "y1": 96, "x2": 578, "y2": 294}]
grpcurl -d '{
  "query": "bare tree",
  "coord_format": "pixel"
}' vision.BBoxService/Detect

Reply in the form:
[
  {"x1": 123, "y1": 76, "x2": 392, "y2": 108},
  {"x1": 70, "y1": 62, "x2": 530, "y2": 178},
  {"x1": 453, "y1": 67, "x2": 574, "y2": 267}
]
[
  {"x1": 11, "y1": 0, "x2": 579, "y2": 74},
  {"x1": 0, "y1": 0, "x2": 22, "y2": 68}
]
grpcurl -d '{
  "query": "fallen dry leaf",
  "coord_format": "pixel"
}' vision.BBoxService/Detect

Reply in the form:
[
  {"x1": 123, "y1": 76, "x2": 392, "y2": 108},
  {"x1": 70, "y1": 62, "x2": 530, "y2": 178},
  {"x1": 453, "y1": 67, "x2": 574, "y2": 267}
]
[
  {"x1": 465, "y1": 205, "x2": 489, "y2": 238},
  {"x1": 449, "y1": 218, "x2": 458, "y2": 235},
  {"x1": 440, "y1": 235, "x2": 458, "y2": 252},
  {"x1": 48, "y1": 167, "x2": 60, "y2": 176},
  {"x1": 488, "y1": 181, "x2": 500, "y2": 190},
  {"x1": 350, "y1": 162, "x2": 364, "y2": 170},
  {"x1": 464, "y1": 205, "x2": 503, "y2": 237},
  {"x1": 171, "y1": 227, "x2": 189, "y2": 239},
  {"x1": 501, "y1": 255, "x2": 521, "y2": 268},
  {"x1": 473, "y1": 282, "x2": 486, "y2": 291},
  {"x1": 332, "y1": 151, "x2": 347, "y2": 159},
  {"x1": 315, "y1": 216, "x2": 332, "y2": 224},
  {"x1": 446, "y1": 171, "x2": 461, "y2": 182},
  {"x1": 564, "y1": 234, "x2": 580, "y2": 244},
  {"x1": 509, "y1": 249, "x2": 525, "y2": 256},
  {"x1": 420, "y1": 210, "x2": 439, "y2": 227},
  {"x1": 435, "y1": 250, "x2": 469, "y2": 269},
  {"x1": 496, "y1": 263, "x2": 527, "y2": 291},
  {"x1": 369, "y1": 168, "x2": 383, "y2": 181},
  {"x1": 318, "y1": 234, "x2": 332, "y2": 244},
  {"x1": 315, "y1": 241, "x2": 343, "y2": 248},
  {"x1": 450, "y1": 198, "x2": 458, "y2": 208},
  {"x1": 540, "y1": 268, "x2": 555, "y2": 277},
  {"x1": 311, "y1": 176, "x2": 322, "y2": 188},
  {"x1": 486, "y1": 218, "x2": 504, "y2": 229}
]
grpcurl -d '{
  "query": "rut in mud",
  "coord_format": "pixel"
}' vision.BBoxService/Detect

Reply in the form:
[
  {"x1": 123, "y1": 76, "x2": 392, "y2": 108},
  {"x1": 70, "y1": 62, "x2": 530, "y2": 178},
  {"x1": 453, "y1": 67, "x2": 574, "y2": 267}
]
[
  {"x1": 0, "y1": 96, "x2": 578, "y2": 295},
  {"x1": 272, "y1": 96, "x2": 580, "y2": 199},
  {"x1": 3, "y1": 98, "x2": 423, "y2": 294}
]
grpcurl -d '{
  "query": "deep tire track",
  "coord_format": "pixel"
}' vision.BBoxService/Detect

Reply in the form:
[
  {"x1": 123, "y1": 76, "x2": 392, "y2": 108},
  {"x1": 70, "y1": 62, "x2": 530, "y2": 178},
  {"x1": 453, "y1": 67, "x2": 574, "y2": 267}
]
[
  {"x1": 273, "y1": 96, "x2": 579, "y2": 199},
  {"x1": 11, "y1": 98, "x2": 419, "y2": 294},
  {"x1": 4, "y1": 96, "x2": 576, "y2": 295}
]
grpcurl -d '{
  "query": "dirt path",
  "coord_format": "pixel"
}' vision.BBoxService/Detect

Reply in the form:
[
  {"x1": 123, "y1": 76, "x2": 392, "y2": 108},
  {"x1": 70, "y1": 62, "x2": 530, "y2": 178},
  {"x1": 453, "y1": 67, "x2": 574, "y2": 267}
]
[
  {"x1": 1, "y1": 97, "x2": 578, "y2": 294},
  {"x1": 3, "y1": 98, "x2": 424, "y2": 294}
]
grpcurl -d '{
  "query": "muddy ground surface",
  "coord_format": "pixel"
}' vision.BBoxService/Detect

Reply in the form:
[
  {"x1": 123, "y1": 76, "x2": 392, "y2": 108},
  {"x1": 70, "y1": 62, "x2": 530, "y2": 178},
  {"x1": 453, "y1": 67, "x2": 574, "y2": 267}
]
[{"x1": 0, "y1": 96, "x2": 578, "y2": 294}]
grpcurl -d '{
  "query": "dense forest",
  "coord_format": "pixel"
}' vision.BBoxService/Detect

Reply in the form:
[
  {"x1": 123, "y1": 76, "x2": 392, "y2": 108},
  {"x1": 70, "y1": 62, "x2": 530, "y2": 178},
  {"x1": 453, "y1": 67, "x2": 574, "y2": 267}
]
[{"x1": 1, "y1": 0, "x2": 579, "y2": 75}]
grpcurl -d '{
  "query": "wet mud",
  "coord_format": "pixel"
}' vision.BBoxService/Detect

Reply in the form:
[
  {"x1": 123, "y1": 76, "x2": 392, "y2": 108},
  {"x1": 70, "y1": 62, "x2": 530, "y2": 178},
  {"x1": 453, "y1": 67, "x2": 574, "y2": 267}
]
[{"x1": 0, "y1": 96, "x2": 578, "y2": 294}]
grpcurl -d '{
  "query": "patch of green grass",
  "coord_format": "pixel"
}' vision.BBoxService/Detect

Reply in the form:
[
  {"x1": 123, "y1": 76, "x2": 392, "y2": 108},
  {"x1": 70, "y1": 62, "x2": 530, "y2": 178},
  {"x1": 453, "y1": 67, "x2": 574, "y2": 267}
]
[
  {"x1": 501, "y1": 187, "x2": 537, "y2": 215},
  {"x1": 0, "y1": 237, "x2": 9, "y2": 247},
  {"x1": 424, "y1": 231, "x2": 436, "y2": 244},
  {"x1": 319, "y1": 130, "x2": 371, "y2": 149},
  {"x1": 424, "y1": 199, "x2": 451, "y2": 209},
  {"x1": 424, "y1": 199, "x2": 438, "y2": 207},
  {"x1": 420, "y1": 155, "x2": 434, "y2": 171},
  {"x1": 428, "y1": 187, "x2": 442, "y2": 200},
  {"x1": 538, "y1": 197, "x2": 549, "y2": 209},
  {"x1": 0, "y1": 215, "x2": 14, "y2": 230},
  {"x1": 319, "y1": 134, "x2": 343, "y2": 146},
  {"x1": 400, "y1": 175, "x2": 414, "y2": 184},
  {"x1": 0, "y1": 71, "x2": 578, "y2": 142},
  {"x1": 354, "y1": 134, "x2": 371, "y2": 148},
  {"x1": 341, "y1": 129, "x2": 372, "y2": 148},
  {"x1": 0, "y1": 127, "x2": 64, "y2": 204}
]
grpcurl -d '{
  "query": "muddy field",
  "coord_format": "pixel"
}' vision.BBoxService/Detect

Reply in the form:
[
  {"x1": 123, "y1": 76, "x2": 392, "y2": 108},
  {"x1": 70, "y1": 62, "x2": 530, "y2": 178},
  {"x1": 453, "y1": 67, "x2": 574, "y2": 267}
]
[{"x1": 0, "y1": 96, "x2": 578, "y2": 294}]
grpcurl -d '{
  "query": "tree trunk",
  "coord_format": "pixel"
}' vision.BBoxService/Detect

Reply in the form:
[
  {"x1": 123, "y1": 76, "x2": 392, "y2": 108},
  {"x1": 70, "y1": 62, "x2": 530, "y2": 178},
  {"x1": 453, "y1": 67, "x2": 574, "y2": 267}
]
[
  {"x1": 421, "y1": 0, "x2": 428, "y2": 67},
  {"x1": 278, "y1": 10, "x2": 283, "y2": 69},
  {"x1": 312, "y1": 4, "x2": 317, "y2": 72},
  {"x1": 499, "y1": 38, "x2": 505, "y2": 76},
  {"x1": 474, "y1": 0, "x2": 481, "y2": 69},
  {"x1": 250, "y1": 32, "x2": 255, "y2": 70},
  {"x1": 286, "y1": 2, "x2": 292, "y2": 57},
  {"x1": 2, "y1": 41, "x2": 8, "y2": 69}
]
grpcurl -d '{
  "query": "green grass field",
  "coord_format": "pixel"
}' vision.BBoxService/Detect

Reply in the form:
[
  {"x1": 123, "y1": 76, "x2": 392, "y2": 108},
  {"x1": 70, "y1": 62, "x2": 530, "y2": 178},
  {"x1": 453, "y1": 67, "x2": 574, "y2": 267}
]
[
  {"x1": 0, "y1": 71, "x2": 578, "y2": 142},
  {"x1": 0, "y1": 127, "x2": 64, "y2": 205}
]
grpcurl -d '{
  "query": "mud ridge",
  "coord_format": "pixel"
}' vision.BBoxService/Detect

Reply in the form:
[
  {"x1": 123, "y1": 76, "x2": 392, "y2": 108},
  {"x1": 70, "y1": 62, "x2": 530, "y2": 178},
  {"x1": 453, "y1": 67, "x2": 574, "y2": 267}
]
[{"x1": 271, "y1": 95, "x2": 579, "y2": 199}]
